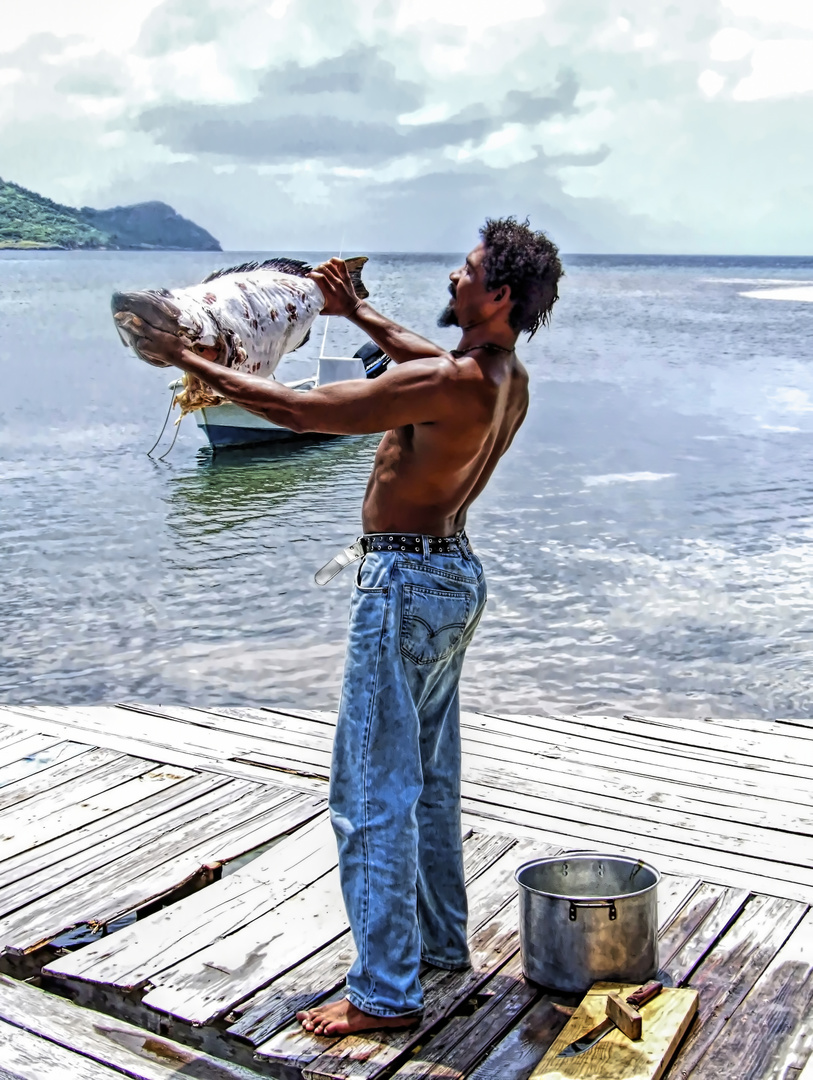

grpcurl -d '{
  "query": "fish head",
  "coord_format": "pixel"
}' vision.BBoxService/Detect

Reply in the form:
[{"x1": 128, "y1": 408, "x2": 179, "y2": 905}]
[
  {"x1": 112, "y1": 289, "x2": 187, "y2": 368},
  {"x1": 111, "y1": 288, "x2": 228, "y2": 368}
]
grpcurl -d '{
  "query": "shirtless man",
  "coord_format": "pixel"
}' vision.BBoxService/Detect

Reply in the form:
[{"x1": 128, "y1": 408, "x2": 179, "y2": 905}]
[{"x1": 132, "y1": 216, "x2": 563, "y2": 1038}]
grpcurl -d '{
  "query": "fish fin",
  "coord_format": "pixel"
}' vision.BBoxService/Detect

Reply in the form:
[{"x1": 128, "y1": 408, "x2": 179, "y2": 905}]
[
  {"x1": 292, "y1": 327, "x2": 311, "y2": 352},
  {"x1": 344, "y1": 256, "x2": 370, "y2": 299},
  {"x1": 201, "y1": 258, "x2": 313, "y2": 283}
]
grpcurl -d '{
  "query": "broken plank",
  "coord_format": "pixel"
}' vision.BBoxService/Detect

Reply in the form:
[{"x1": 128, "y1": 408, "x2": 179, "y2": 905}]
[
  {"x1": 0, "y1": 772, "x2": 228, "y2": 916},
  {"x1": 228, "y1": 831, "x2": 519, "y2": 1047},
  {"x1": 45, "y1": 813, "x2": 337, "y2": 991},
  {"x1": 681, "y1": 907, "x2": 813, "y2": 1079},
  {"x1": 0, "y1": 973, "x2": 262, "y2": 1080},
  {"x1": 141, "y1": 865, "x2": 350, "y2": 1025},
  {"x1": 0, "y1": 782, "x2": 317, "y2": 955}
]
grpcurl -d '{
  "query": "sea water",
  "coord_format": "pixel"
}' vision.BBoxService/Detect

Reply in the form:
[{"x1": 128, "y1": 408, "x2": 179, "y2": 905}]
[{"x1": 1, "y1": 250, "x2": 812, "y2": 719}]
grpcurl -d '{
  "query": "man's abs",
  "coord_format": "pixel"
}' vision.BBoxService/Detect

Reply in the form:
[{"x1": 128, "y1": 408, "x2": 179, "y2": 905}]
[{"x1": 361, "y1": 362, "x2": 529, "y2": 536}]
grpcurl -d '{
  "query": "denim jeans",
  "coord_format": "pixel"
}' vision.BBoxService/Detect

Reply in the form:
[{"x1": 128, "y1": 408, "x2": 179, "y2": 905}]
[{"x1": 329, "y1": 535, "x2": 487, "y2": 1017}]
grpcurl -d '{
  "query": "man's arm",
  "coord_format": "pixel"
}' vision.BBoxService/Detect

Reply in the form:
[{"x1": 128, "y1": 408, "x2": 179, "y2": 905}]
[
  {"x1": 133, "y1": 323, "x2": 462, "y2": 435},
  {"x1": 309, "y1": 258, "x2": 447, "y2": 365}
]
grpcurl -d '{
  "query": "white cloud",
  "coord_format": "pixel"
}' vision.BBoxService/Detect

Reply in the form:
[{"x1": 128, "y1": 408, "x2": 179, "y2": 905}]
[
  {"x1": 698, "y1": 70, "x2": 726, "y2": 98},
  {"x1": 709, "y1": 28, "x2": 754, "y2": 62},
  {"x1": 733, "y1": 39, "x2": 813, "y2": 99},
  {"x1": 722, "y1": 0, "x2": 813, "y2": 31},
  {"x1": 0, "y1": 0, "x2": 810, "y2": 253}
]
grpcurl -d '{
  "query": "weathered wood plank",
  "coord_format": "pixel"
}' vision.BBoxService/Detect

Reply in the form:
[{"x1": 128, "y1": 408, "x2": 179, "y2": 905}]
[
  {"x1": 125, "y1": 703, "x2": 336, "y2": 752},
  {"x1": 0, "y1": 974, "x2": 262, "y2": 1080},
  {"x1": 303, "y1": 899, "x2": 523, "y2": 1080},
  {"x1": 0, "y1": 784, "x2": 323, "y2": 955},
  {"x1": 482, "y1": 710, "x2": 813, "y2": 772},
  {"x1": 459, "y1": 734, "x2": 813, "y2": 834},
  {"x1": 0, "y1": 734, "x2": 64, "y2": 774},
  {"x1": 461, "y1": 760, "x2": 813, "y2": 865},
  {"x1": 458, "y1": 799, "x2": 813, "y2": 903},
  {"x1": 464, "y1": 995, "x2": 573, "y2": 1080},
  {"x1": 460, "y1": 779, "x2": 813, "y2": 889},
  {"x1": 0, "y1": 764, "x2": 193, "y2": 864},
  {"x1": 460, "y1": 712, "x2": 813, "y2": 801},
  {"x1": 681, "y1": 908, "x2": 813, "y2": 1079},
  {"x1": 666, "y1": 894, "x2": 808, "y2": 1078},
  {"x1": 141, "y1": 865, "x2": 349, "y2": 1025},
  {"x1": 256, "y1": 839, "x2": 550, "y2": 1080},
  {"x1": 228, "y1": 832, "x2": 517, "y2": 1047},
  {"x1": 0, "y1": 1018, "x2": 121, "y2": 1079},
  {"x1": 0, "y1": 705, "x2": 310, "y2": 791},
  {"x1": 45, "y1": 813, "x2": 337, "y2": 991},
  {"x1": 659, "y1": 883, "x2": 751, "y2": 985},
  {"x1": 0, "y1": 744, "x2": 108, "y2": 808},
  {"x1": 0, "y1": 773, "x2": 228, "y2": 915},
  {"x1": 387, "y1": 951, "x2": 538, "y2": 1080}
]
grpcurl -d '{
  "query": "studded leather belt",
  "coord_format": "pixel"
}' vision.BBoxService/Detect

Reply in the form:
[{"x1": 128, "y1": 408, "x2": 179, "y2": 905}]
[{"x1": 315, "y1": 531, "x2": 471, "y2": 586}]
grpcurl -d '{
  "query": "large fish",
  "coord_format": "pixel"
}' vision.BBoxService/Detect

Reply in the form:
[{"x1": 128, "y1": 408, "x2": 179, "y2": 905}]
[{"x1": 111, "y1": 256, "x2": 369, "y2": 414}]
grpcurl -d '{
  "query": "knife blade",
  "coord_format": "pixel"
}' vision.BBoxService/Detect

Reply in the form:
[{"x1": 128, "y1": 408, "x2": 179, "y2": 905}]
[{"x1": 558, "y1": 980, "x2": 663, "y2": 1058}]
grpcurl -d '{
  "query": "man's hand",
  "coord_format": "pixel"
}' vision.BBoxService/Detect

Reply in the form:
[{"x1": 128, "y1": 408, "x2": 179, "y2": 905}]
[{"x1": 309, "y1": 258, "x2": 363, "y2": 318}]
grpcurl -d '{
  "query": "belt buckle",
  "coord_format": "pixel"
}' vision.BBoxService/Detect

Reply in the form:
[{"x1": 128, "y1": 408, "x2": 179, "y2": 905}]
[{"x1": 314, "y1": 540, "x2": 365, "y2": 586}]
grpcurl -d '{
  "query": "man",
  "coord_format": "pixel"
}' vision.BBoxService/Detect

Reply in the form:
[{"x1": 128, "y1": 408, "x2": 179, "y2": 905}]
[{"x1": 132, "y1": 216, "x2": 563, "y2": 1037}]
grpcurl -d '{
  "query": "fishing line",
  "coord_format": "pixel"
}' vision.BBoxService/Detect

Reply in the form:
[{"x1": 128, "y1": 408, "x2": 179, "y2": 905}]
[
  {"x1": 318, "y1": 229, "x2": 346, "y2": 361},
  {"x1": 146, "y1": 382, "x2": 177, "y2": 457}
]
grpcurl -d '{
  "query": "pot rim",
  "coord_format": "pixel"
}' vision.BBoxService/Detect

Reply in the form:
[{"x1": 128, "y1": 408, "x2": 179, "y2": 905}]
[{"x1": 514, "y1": 851, "x2": 661, "y2": 903}]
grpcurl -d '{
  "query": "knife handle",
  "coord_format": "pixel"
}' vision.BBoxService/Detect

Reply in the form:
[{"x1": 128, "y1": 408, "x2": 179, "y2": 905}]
[{"x1": 626, "y1": 980, "x2": 663, "y2": 1009}]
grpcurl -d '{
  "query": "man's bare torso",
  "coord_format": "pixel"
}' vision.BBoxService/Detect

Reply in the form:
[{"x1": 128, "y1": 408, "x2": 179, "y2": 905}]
[{"x1": 362, "y1": 348, "x2": 529, "y2": 535}]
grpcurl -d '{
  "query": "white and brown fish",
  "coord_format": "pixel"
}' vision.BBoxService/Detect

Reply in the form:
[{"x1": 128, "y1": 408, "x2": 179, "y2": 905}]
[{"x1": 111, "y1": 256, "x2": 369, "y2": 414}]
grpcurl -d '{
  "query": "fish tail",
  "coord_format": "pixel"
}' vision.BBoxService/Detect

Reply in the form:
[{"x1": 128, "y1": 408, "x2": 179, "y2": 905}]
[{"x1": 344, "y1": 256, "x2": 370, "y2": 300}]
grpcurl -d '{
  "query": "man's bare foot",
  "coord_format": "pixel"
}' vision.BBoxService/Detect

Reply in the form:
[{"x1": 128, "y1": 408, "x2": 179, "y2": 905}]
[{"x1": 296, "y1": 998, "x2": 419, "y2": 1036}]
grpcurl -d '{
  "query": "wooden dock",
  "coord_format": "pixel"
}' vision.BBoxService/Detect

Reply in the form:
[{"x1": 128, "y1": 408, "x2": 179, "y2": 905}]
[{"x1": 0, "y1": 701, "x2": 810, "y2": 1079}]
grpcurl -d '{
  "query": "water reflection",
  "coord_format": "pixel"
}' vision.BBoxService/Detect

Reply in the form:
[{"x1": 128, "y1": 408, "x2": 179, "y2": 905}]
[{"x1": 164, "y1": 436, "x2": 375, "y2": 539}]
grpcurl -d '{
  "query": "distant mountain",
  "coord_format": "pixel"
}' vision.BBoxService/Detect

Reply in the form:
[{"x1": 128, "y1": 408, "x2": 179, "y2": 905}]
[{"x1": 0, "y1": 178, "x2": 221, "y2": 251}]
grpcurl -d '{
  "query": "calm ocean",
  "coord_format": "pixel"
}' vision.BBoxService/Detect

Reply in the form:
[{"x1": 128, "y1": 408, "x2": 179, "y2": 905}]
[{"x1": 1, "y1": 250, "x2": 812, "y2": 719}]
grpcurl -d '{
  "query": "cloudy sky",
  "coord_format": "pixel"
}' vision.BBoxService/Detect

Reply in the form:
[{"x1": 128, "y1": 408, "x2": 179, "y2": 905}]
[{"x1": 1, "y1": 0, "x2": 811, "y2": 253}]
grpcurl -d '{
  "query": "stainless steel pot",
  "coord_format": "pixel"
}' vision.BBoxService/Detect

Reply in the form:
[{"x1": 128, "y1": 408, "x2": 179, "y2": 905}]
[{"x1": 516, "y1": 852, "x2": 660, "y2": 993}]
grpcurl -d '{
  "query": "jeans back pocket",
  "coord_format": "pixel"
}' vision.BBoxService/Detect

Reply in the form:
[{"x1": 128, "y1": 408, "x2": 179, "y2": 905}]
[{"x1": 400, "y1": 584, "x2": 471, "y2": 665}]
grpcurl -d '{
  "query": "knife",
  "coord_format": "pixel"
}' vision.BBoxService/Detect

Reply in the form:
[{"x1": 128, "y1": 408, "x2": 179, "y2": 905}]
[{"x1": 558, "y1": 980, "x2": 663, "y2": 1058}]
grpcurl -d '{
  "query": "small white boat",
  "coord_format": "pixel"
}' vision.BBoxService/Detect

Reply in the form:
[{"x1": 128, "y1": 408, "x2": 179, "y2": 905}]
[{"x1": 192, "y1": 354, "x2": 371, "y2": 450}]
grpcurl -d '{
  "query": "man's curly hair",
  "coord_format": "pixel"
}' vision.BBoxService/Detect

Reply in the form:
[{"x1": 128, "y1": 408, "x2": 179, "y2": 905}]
[{"x1": 480, "y1": 216, "x2": 563, "y2": 338}]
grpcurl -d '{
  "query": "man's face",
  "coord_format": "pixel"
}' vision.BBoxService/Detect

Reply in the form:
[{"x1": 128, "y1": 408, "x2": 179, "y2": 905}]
[{"x1": 438, "y1": 242, "x2": 493, "y2": 329}]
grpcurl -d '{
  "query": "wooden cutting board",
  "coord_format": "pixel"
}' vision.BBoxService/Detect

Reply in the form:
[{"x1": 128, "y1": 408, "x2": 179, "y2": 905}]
[{"x1": 531, "y1": 982, "x2": 699, "y2": 1080}]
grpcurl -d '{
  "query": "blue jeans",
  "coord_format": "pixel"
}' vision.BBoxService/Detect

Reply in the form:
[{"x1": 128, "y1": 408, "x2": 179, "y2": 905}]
[{"x1": 329, "y1": 535, "x2": 487, "y2": 1017}]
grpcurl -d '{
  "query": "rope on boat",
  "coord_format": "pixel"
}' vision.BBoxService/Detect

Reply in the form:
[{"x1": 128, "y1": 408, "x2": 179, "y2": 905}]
[
  {"x1": 146, "y1": 382, "x2": 177, "y2": 458},
  {"x1": 156, "y1": 414, "x2": 182, "y2": 461}
]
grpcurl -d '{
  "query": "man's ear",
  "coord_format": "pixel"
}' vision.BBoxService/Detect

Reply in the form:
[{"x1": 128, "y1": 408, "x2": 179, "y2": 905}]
[{"x1": 493, "y1": 285, "x2": 511, "y2": 305}]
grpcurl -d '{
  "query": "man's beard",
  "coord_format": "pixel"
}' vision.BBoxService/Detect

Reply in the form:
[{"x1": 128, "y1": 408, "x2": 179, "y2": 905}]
[{"x1": 437, "y1": 300, "x2": 459, "y2": 328}]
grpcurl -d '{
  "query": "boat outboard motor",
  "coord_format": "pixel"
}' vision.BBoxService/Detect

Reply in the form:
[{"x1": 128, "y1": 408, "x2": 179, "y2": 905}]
[{"x1": 355, "y1": 340, "x2": 391, "y2": 379}]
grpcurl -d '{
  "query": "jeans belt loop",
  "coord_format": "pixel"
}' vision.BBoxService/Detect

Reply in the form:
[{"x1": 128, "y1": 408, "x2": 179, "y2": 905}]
[{"x1": 421, "y1": 535, "x2": 431, "y2": 560}]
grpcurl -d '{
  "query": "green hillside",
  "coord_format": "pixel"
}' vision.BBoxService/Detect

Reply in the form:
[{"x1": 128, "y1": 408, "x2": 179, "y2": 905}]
[
  {"x1": 0, "y1": 178, "x2": 110, "y2": 249},
  {"x1": 0, "y1": 177, "x2": 221, "y2": 250}
]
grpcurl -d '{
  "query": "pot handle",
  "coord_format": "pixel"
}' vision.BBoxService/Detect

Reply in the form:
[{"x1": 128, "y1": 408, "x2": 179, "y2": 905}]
[{"x1": 568, "y1": 899, "x2": 618, "y2": 922}]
